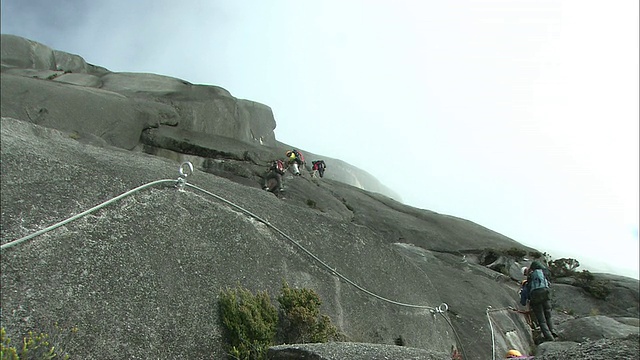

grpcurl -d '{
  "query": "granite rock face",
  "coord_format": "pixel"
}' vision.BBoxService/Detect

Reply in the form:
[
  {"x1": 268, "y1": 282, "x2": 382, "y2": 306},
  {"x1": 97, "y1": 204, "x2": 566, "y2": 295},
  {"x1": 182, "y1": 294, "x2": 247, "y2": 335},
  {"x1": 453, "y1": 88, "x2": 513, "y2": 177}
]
[
  {"x1": 0, "y1": 34, "x2": 273, "y2": 147},
  {"x1": 0, "y1": 34, "x2": 398, "y2": 199},
  {"x1": 1, "y1": 35, "x2": 638, "y2": 360}
]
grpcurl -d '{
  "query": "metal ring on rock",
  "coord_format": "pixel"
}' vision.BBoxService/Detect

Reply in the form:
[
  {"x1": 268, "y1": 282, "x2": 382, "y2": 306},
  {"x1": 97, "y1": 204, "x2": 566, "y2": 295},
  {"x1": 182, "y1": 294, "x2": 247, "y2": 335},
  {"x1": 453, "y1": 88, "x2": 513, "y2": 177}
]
[
  {"x1": 179, "y1": 162, "x2": 194, "y2": 177},
  {"x1": 438, "y1": 303, "x2": 449, "y2": 313}
]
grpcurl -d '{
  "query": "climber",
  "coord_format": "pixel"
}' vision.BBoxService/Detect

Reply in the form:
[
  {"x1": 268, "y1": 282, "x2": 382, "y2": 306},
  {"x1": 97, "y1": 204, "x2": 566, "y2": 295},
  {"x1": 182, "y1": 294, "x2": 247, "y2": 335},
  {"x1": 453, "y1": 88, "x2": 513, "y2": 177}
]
[
  {"x1": 505, "y1": 349, "x2": 534, "y2": 359},
  {"x1": 521, "y1": 260, "x2": 557, "y2": 342},
  {"x1": 519, "y1": 267, "x2": 531, "y2": 309},
  {"x1": 518, "y1": 267, "x2": 537, "y2": 329},
  {"x1": 311, "y1": 160, "x2": 326, "y2": 178},
  {"x1": 450, "y1": 345, "x2": 463, "y2": 360},
  {"x1": 263, "y1": 159, "x2": 286, "y2": 196},
  {"x1": 285, "y1": 149, "x2": 304, "y2": 176}
]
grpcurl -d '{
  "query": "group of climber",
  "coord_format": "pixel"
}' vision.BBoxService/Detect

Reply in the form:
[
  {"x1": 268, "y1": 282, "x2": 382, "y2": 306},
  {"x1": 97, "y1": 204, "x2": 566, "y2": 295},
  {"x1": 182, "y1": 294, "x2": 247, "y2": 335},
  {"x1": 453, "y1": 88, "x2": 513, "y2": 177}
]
[{"x1": 262, "y1": 149, "x2": 327, "y2": 197}]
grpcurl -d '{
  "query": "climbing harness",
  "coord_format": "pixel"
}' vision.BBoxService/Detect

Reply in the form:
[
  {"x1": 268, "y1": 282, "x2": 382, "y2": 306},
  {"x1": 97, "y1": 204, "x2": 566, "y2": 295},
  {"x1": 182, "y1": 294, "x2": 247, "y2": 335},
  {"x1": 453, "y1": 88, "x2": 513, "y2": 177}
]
[{"x1": 1, "y1": 161, "x2": 466, "y2": 359}]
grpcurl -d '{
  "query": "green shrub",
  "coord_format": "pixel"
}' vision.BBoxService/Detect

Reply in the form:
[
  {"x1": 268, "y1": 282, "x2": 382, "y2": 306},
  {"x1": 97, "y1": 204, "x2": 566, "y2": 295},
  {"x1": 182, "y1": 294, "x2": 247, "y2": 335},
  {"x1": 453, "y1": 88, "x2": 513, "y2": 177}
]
[
  {"x1": 573, "y1": 270, "x2": 611, "y2": 300},
  {"x1": 528, "y1": 250, "x2": 544, "y2": 259},
  {"x1": 219, "y1": 283, "x2": 342, "y2": 359},
  {"x1": 548, "y1": 258, "x2": 580, "y2": 278},
  {"x1": 306, "y1": 199, "x2": 317, "y2": 209},
  {"x1": 505, "y1": 247, "x2": 527, "y2": 259},
  {"x1": 276, "y1": 281, "x2": 339, "y2": 344},
  {"x1": 1, "y1": 328, "x2": 18, "y2": 360},
  {"x1": 219, "y1": 287, "x2": 278, "y2": 360},
  {"x1": 1, "y1": 326, "x2": 72, "y2": 360}
]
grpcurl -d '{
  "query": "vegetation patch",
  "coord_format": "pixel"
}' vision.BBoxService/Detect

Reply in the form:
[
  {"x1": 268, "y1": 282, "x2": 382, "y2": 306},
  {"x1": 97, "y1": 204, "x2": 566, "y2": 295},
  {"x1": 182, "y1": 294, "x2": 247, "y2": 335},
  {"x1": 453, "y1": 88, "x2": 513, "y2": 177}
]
[
  {"x1": 219, "y1": 287, "x2": 278, "y2": 360},
  {"x1": 548, "y1": 258, "x2": 581, "y2": 278},
  {"x1": 277, "y1": 281, "x2": 340, "y2": 344},
  {"x1": 219, "y1": 282, "x2": 342, "y2": 360},
  {"x1": 573, "y1": 270, "x2": 611, "y2": 300},
  {"x1": 504, "y1": 247, "x2": 527, "y2": 260},
  {"x1": 1, "y1": 324, "x2": 76, "y2": 360},
  {"x1": 306, "y1": 199, "x2": 317, "y2": 209},
  {"x1": 544, "y1": 257, "x2": 610, "y2": 300}
]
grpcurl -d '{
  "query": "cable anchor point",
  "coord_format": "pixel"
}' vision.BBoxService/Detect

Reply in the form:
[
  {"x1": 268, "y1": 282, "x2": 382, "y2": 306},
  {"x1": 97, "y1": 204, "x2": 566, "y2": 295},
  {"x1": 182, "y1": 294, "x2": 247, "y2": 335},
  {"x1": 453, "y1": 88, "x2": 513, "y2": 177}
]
[
  {"x1": 176, "y1": 162, "x2": 194, "y2": 191},
  {"x1": 430, "y1": 302, "x2": 449, "y2": 317}
]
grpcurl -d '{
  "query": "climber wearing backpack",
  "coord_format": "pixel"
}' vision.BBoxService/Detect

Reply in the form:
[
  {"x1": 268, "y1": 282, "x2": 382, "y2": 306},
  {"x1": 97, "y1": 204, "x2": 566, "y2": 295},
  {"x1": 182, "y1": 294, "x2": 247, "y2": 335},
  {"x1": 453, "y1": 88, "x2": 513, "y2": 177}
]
[
  {"x1": 263, "y1": 159, "x2": 286, "y2": 196},
  {"x1": 311, "y1": 160, "x2": 326, "y2": 178},
  {"x1": 285, "y1": 149, "x2": 304, "y2": 176},
  {"x1": 520, "y1": 260, "x2": 557, "y2": 342}
]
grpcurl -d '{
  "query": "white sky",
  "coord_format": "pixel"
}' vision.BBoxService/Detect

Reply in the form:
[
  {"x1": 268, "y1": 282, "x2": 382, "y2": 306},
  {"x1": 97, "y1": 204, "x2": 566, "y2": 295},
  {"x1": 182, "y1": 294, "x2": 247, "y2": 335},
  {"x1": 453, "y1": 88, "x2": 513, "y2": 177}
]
[{"x1": 2, "y1": 0, "x2": 638, "y2": 279}]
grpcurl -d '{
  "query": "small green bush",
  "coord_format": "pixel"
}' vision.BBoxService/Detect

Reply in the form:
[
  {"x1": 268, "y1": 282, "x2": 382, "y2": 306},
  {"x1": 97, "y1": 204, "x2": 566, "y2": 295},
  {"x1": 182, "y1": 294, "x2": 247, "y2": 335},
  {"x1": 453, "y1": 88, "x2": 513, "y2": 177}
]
[
  {"x1": 306, "y1": 199, "x2": 317, "y2": 209},
  {"x1": 573, "y1": 270, "x2": 611, "y2": 300},
  {"x1": 505, "y1": 247, "x2": 527, "y2": 259},
  {"x1": 219, "y1": 287, "x2": 278, "y2": 360},
  {"x1": 548, "y1": 258, "x2": 580, "y2": 278},
  {"x1": 528, "y1": 250, "x2": 544, "y2": 259},
  {"x1": 277, "y1": 281, "x2": 339, "y2": 344},
  {"x1": 219, "y1": 283, "x2": 342, "y2": 359},
  {"x1": 1, "y1": 326, "x2": 72, "y2": 360},
  {"x1": 1, "y1": 328, "x2": 18, "y2": 360}
]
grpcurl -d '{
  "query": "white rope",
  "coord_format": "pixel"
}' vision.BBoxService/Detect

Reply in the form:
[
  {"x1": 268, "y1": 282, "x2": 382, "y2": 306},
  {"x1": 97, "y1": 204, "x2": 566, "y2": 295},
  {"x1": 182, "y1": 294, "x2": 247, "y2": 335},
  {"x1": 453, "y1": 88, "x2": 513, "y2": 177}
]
[
  {"x1": 1, "y1": 179, "x2": 177, "y2": 250},
  {"x1": 487, "y1": 306, "x2": 496, "y2": 360},
  {"x1": 186, "y1": 181, "x2": 444, "y2": 310}
]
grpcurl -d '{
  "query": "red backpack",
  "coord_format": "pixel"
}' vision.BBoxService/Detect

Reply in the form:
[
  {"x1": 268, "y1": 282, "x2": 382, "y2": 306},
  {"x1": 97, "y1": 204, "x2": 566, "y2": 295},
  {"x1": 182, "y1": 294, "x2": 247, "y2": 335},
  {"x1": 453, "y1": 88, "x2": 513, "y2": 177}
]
[{"x1": 274, "y1": 160, "x2": 285, "y2": 174}]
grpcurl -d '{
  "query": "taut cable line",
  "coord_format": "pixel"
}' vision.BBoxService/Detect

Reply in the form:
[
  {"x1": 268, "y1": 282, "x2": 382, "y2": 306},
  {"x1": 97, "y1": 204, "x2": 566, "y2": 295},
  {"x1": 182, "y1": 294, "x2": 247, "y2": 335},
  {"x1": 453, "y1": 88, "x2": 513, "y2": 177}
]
[{"x1": 1, "y1": 162, "x2": 466, "y2": 359}]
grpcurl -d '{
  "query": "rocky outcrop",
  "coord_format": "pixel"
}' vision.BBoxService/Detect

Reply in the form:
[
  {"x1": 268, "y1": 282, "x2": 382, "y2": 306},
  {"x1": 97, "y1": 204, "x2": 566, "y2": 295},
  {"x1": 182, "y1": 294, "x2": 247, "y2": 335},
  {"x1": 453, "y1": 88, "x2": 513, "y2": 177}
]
[
  {"x1": 268, "y1": 342, "x2": 449, "y2": 359},
  {"x1": 535, "y1": 334, "x2": 639, "y2": 360},
  {"x1": 1, "y1": 35, "x2": 638, "y2": 360},
  {"x1": 0, "y1": 34, "x2": 275, "y2": 148},
  {"x1": 0, "y1": 34, "x2": 397, "y2": 199}
]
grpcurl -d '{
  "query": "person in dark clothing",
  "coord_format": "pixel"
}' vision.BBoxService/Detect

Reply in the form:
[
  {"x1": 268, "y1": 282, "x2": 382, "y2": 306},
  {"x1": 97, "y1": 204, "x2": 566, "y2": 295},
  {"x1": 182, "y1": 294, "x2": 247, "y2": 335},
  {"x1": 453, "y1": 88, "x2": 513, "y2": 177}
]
[
  {"x1": 311, "y1": 160, "x2": 326, "y2": 178},
  {"x1": 263, "y1": 159, "x2": 286, "y2": 196},
  {"x1": 520, "y1": 261, "x2": 557, "y2": 342},
  {"x1": 518, "y1": 267, "x2": 538, "y2": 329}
]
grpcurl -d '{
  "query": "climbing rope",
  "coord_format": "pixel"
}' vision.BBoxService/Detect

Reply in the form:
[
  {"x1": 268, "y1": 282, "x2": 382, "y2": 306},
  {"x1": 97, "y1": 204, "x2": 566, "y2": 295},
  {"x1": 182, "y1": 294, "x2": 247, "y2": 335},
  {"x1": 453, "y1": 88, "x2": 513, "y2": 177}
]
[
  {"x1": 188, "y1": 180, "x2": 447, "y2": 310},
  {"x1": 1, "y1": 162, "x2": 196, "y2": 251},
  {"x1": 1, "y1": 161, "x2": 466, "y2": 359},
  {"x1": 486, "y1": 306, "x2": 498, "y2": 360},
  {"x1": 486, "y1": 305, "x2": 535, "y2": 360},
  {"x1": 1, "y1": 179, "x2": 176, "y2": 250}
]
